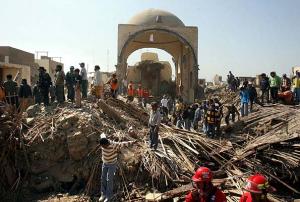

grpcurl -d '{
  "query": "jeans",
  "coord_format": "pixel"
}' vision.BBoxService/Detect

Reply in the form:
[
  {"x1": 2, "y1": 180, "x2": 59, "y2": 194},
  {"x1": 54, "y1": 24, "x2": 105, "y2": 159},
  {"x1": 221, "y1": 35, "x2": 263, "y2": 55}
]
[
  {"x1": 241, "y1": 102, "x2": 248, "y2": 117},
  {"x1": 41, "y1": 87, "x2": 49, "y2": 106},
  {"x1": 101, "y1": 163, "x2": 117, "y2": 200},
  {"x1": 249, "y1": 99, "x2": 255, "y2": 113},
  {"x1": 81, "y1": 80, "x2": 88, "y2": 98},
  {"x1": 184, "y1": 119, "x2": 191, "y2": 130},
  {"x1": 203, "y1": 122, "x2": 208, "y2": 133},
  {"x1": 149, "y1": 126, "x2": 159, "y2": 149},
  {"x1": 294, "y1": 88, "x2": 300, "y2": 104},
  {"x1": 206, "y1": 123, "x2": 215, "y2": 138},
  {"x1": 270, "y1": 87, "x2": 279, "y2": 103},
  {"x1": 67, "y1": 85, "x2": 75, "y2": 101},
  {"x1": 261, "y1": 89, "x2": 269, "y2": 104}
]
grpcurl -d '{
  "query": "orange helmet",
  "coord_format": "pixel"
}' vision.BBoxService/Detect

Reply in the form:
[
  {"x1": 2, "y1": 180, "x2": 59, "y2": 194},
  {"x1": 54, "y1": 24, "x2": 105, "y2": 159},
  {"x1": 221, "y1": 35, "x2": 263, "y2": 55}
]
[
  {"x1": 192, "y1": 167, "x2": 213, "y2": 182},
  {"x1": 244, "y1": 174, "x2": 275, "y2": 194}
]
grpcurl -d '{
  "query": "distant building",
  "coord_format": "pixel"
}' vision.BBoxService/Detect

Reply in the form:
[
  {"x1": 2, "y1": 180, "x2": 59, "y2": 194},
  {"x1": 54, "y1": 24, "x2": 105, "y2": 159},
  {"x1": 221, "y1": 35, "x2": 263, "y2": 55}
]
[
  {"x1": 213, "y1": 74, "x2": 222, "y2": 85},
  {"x1": 0, "y1": 46, "x2": 39, "y2": 85},
  {"x1": 238, "y1": 76, "x2": 256, "y2": 85},
  {"x1": 292, "y1": 66, "x2": 300, "y2": 75},
  {"x1": 35, "y1": 56, "x2": 63, "y2": 80}
]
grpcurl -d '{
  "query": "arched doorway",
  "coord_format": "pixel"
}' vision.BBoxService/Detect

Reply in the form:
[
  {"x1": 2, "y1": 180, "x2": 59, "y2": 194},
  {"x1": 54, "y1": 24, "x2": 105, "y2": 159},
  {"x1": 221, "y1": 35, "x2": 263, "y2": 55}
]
[{"x1": 117, "y1": 9, "x2": 198, "y2": 102}]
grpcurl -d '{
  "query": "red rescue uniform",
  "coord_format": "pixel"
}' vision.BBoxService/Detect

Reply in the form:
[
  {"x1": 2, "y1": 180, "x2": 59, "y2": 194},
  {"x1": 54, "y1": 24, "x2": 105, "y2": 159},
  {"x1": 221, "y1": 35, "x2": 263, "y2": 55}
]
[
  {"x1": 239, "y1": 192, "x2": 271, "y2": 202},
  {"x1": 185, "y1": 188, "x2": 227, "y2": 202},
  {"x1": 137, "y1": 88, "x2": 143, "y2": 97}
]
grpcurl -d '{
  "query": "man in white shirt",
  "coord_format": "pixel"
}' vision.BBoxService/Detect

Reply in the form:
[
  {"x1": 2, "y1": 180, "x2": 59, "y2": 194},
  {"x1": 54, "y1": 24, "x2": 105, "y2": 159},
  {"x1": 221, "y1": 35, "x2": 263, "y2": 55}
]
[
  {"x1": 161, "y1": 95, "x2": 169, "y2": 115},
  {"x1": 93, "y1": 65, "x2": 103, "y2": 99},
  {"x1": 148, "y1": 102, "x2": 161, "y2": 150},
  {"x1": 122, "y1": 77, "x2": 128, "y2": 95},
  {"x1": 79, "y1": 62, "x2": 88, "y2": 98}
]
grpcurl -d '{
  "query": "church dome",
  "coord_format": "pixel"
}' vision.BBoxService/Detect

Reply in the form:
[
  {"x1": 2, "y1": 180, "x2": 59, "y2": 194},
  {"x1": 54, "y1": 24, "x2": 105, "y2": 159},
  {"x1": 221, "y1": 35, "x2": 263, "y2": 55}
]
[{"x1": 128, "y1": 9, "x2": 185, "y2": 27}]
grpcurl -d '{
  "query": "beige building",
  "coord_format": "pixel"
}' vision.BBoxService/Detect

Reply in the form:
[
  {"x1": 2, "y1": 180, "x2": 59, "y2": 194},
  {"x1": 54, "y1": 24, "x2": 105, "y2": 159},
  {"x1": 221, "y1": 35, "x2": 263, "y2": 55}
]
[
  {"x1": 292, "y1": 66, "x2": 300, "y2": 75},
  {"x1": 0, "y1": 46, "x2": 38, "y2": 85},
  {"x1": 35, "y1": 56, "x2": 63, "y2": 80},
  {"x1": 117, "y1": 9, "x2": 198, "y2": 102}
]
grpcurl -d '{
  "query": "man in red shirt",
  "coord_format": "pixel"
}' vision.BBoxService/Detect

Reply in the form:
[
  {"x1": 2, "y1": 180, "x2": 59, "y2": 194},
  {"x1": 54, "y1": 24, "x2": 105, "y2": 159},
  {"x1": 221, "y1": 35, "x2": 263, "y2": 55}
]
[
  {"x1": 185, "y1": 167, "x2": 227, "y2": 202},
  {"x1": 240, "y1": 174, "x2": 275, "y2": 202}
]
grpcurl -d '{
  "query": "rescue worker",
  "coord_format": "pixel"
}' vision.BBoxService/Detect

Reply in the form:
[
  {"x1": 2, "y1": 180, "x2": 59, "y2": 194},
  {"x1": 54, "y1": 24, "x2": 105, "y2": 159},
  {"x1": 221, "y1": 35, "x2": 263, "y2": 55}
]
[
  {"x1": 33, "y1": 81, "x2": 42, "y2": 105},
  {"x1": 65, "y1": 66, "x2": 76, "y2": 102},
  {"x1": 148, "y1": 102, "x2": 161, "y2": 150},
  {"x1": 259, "y1": 74, "x2": 270, "y2": 104},
  {"x1": 107, "y1": 73, "x2": 118, "y2": 99},
  {"x1": 248, "y1": 82, "x2": 257, "y2": 113},
  {"x1": 93, "y1": 65, "x2": 103, "y2": 99},
  {"x1": 240, "y1": 174, "x2": 275, "y2": 202},
  {"x1": 205, "y1": 99, "x2": 217, "y2": 138},
  {"x1": 127, "y1": 81, "x2": 134, "y2": 103},
  {"x1": 18, "y1": 79, "x2": 32, "y2": 112},
  {"x1": 0, "y1": 81, "x2": 5, "y2": 102},
  {"x1": 281, "y1": 74, "x2": 291, "y2": 92},
  {"x1": 269, "y1": 72, "x2": 281, "y2": 103},
  {"x1": 292, "y1": 71, "x2": 300, "y2": 104},
  {"x1": 99, "y1": 133, "x2": 135, "y2": 202},
  {"x1": 38, "y1": 67, "x2": 52, "y2": 106},
  {"x1": 240, "y1": 81, "x2": 250, "y2": 117},
  {"x1": 74, "y1": 69, "x2": 82, "y2": 108},
  {"x1": 224, "y1": 104, "x2": 240, "y2": 126},
  {"x1": 54, "y1": 64, "x2": 65, "y2": 103},
  {"x1": 79, "y1": 62, "x2": 88, "y2": 99},
  {"x1": 185, "y1": 167, "x2": 226, "y2": 202},
  {"x1": 3, "y1": 74, "x2": 18, "y2": 107}
]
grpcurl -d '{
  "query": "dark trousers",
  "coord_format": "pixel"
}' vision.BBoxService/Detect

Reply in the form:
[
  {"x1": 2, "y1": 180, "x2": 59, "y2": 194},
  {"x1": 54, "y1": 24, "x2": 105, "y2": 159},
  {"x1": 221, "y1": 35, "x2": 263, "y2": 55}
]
[
  {"x1": 149, "y1": 126, "x2": 159, "y2": 149},
  {"x1": 5, "y1": 96, "x2": 19, "y2": 109},
  {"x1": 261, "y1": 89, "x2": 269, "y2": 103},
  {"x1": 41, "y1": 88, "x2": 49, "y2": 106},
  {"x1": 111, "y1": 89, "x2": 117, "y2": 98},
  {"x1": 270, "y1": 87, "x2": 279, "y2": 103},
  {"x1": 67, "y1": 85, "x2": 75, "y2": 101},
  {"x1": 249, "y1": 98, "x2": 255, "y2": 112},
  {"x1": 81, "y1": 80, "x2": 88, "y2": 98},
  {"x1": 206, "y1": 123, "x2": 215, "y2": 138},
  {"x1": 55, "y1": 85, "x2": 65, "y2": 103}
]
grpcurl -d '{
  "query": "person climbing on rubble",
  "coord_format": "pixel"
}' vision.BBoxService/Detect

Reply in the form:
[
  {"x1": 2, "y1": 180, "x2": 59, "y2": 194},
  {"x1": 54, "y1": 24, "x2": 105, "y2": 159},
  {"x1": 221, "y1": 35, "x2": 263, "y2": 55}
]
[
  {"x1": 205, "y1": 99, "x2": 218, "y2": 138},
  {"x1": 98, "y1": 133, "x2": 135, "y2": 202},
  {"x1": 3, "y1": 74, "x2": 19, "y2": 108},
  {"x1": 293, "y1": 71, "x2": 300, "y2": 104},
  {"x1": 93, "y1": 65, "x2": 103, "y2": 99},
  {"x1": 65, "y1": 66, "x2": 76, "y2": 102},
  {"x1": 32, "y1": 81, "x2": 42, "y2": 105},
  {"x1": 106, "y1": 73, "x2": 118, "y2": 99},
  {"x1": 74, "y1": 68, "x2": 82, "y2": 108},
  {"x1": 239, "y1": 174, "x2": 275, "y2": 202},
  {"x1": 54, "y1": 64, "x2": 65, "y2": 103},
  {"x1": 38, "y1": 67, "x2": 52, "y2": 106},
  {"x1": 227, "y1": 71, "x2": 237, "y2": 92},
  {"x1": 224, "y1": 104, "x2": 240, "y2": 126},
  {"x1": 248, "y1": 82, "x2": 257, "y2": 113},
  {"x1": 18, "y1": 79, "x2": 32, "y2": 112},
  {"x1": 148, "y1": 102, "x2": 161, "y2": 150},
  {"x1": 281, "y1": 74, "x2": 291, "y2": 92},
  {"x1": 185, "y1": 167, "x2": 226, "y2": 202},
  {"x1": 259, "y1": 73, "x2": 270, "y2": 104},
  {"x1": 269, "y1": 72, "x2": 281, "y2": 104},
  {"x1": 126, "y1": 81, "x2": 135, "y2": 102},
  {"x1": 240, "y1": 81, "x2": 250, "y2": 117}
]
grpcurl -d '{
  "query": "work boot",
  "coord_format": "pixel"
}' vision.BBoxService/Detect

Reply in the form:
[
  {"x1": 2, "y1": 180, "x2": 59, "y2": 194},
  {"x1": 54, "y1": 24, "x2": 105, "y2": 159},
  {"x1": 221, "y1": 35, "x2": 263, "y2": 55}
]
[{"x1": 99, "y1": 195, "x2": 106, "y2": 202}]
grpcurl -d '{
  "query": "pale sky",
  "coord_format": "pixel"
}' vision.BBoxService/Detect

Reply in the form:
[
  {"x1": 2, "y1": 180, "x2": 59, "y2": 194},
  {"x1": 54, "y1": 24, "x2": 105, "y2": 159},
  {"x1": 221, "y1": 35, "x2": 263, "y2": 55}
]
[{"x1": 1, "y1": 0, "x2": 300, "y2": 80}]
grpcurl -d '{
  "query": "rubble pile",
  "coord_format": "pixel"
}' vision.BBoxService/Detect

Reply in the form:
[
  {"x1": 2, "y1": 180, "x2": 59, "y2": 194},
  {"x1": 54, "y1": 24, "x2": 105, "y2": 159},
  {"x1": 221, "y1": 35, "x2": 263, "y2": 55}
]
[{"x1": 0, "y1": 96, "x2": 300, "y2": 201}]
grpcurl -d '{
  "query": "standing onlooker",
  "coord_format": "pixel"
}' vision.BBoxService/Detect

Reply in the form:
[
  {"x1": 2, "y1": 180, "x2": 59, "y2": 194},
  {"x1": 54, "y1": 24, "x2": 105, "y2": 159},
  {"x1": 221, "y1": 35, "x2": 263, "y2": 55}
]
[
  {"x1": 193, "y1": 103, "x2": 202, "y2": 130},
  {"x1": 79, "y1": 62, "x2": 88, "y2": 99},
  {"x1": 65, "y1": 66, "x2": 76, "y2": 102},
  {"x1": 148, "y1": 102, "x2": 161, "y2": 150},
  {"x1": 18, "y1": 79, "x2": 32, "y2": 112},
  {"x1": 240, "y1": 81, "x2": 250, "y2": 117},
  {"x1": 260, "y1": 73, "x2": 270, "y2": 104},
  {"x1": 182, "y1": 104, "x2": 191, "y2": 130},
  {"x1": 3, "y1": 74, "x2": 18, "y2": 107},
  {"x1": 202, "y1": 100, "x2": 209, "y2": 133},
  {"x1": 248, "y1": 82, "x2": 257, "y2": 113},
  {"x1": 205, "y1": 99, "x2": 217, "y2": 138},
  {"x1": 122, "y1": 77, "x2": 128, "y2": 95},
  {"x1": 54, "y1": 65, "x2": 65, "y2": 103},
  {"x1": 281, "y1": 74, "x2": 291, "y2": 92},
  {"x1": 74, "y1": 68, "x2": 82, "y2": 108},
  {"x1": 98, "y1": 134, "x2": 135, "y2": 202},
  {"x1": 0, "y1": 81, "x2": 5, "y2": 102},
  {"x1": 93, "y1": 65, "x2": 103, "y2": 99},
  {"x1": 293, "y1": 71, "x2": 300, "y2": 104},
  {"x1": 160, "y1": 95, "x2": 169, "y2": 115},
  {"x1": 33, "y1": 81, "x2": 42, "y2": 105},
  {"x1": 107, "y1": 73, "x2": 118, "y2": 99},
  {"x1": 38, "y1": 67, "x2": 52, "y2": 106},
  {"x1": 137, "y1": 84, "x2": 143, "y2": 104},
  {"x1": 214, "y1": 98, "x2": 223, "y2": 135},
  {"x1": 127, "y1": 81, "x2": 134, "y2": 103},
  {"x1": 269, "y1": 71, "x2": 281, "y2": 103}
]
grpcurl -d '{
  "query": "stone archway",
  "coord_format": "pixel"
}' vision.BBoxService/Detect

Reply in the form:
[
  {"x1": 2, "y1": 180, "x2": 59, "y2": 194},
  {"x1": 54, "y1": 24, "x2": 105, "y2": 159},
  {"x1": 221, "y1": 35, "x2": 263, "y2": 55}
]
[{"x1": 117, "y1": 9, "x2": 198, "y2": 102}]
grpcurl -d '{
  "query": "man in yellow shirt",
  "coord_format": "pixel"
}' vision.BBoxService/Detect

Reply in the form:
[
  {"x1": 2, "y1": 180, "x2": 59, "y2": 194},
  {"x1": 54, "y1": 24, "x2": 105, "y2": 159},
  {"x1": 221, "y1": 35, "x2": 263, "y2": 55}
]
[{"x1": 293, "y1": 71, "x2": 300, "y2": 104}]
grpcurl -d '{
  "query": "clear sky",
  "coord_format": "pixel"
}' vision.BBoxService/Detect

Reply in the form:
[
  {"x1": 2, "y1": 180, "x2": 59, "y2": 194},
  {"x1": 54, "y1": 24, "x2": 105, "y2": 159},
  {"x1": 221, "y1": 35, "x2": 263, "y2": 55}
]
[{"x1": 1, "y1": 0, "x2": 300, "y2": 80}]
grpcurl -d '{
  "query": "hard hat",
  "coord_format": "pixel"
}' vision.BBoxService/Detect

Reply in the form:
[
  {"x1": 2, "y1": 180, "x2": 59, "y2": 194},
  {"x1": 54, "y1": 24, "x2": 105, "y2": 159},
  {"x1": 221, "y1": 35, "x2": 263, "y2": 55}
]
[
  {"x1": 243, "y1": 174, "x2": 275, "y2": 194},
  {"x1": 192, "y1": 167, "x2": 213, "y2": 182}
]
